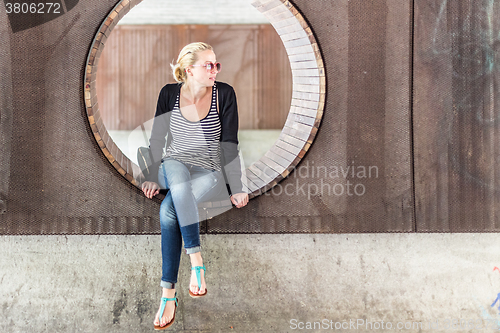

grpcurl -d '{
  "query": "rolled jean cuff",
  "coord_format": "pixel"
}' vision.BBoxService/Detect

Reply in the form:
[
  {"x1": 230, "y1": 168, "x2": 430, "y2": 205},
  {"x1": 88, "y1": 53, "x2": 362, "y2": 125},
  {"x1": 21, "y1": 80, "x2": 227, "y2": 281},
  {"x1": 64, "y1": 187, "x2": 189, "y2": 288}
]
[
  {"x1": 185, "y1": 246, "x2": 200, "y2": 255},
  {"x1": 160, "y1": 280, "x2": 175, "y2": 289}
]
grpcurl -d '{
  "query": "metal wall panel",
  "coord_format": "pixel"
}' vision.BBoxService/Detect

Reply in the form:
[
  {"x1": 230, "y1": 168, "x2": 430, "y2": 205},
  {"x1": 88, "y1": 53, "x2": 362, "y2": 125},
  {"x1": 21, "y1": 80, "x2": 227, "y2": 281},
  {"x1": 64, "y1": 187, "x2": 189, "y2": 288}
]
[
  {"x1": 414, "y1": 0, "x2": 500, "y2": 231},
  {"x1": 0, "y1": 0, "x2": 162, "y2": 234},
  {"x1": 0, "y1": 13, "x2": 13, "y2": 217},
  {"x1": 0, "y1": 0, "x2": 413, "y2": 234}
]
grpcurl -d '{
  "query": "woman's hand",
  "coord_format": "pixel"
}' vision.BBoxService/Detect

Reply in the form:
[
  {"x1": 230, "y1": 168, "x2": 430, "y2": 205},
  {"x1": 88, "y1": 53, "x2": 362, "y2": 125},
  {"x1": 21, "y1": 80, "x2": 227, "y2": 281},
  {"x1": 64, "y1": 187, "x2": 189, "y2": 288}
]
[
  {"x1": 230, "y1": 193, "x2": 249, "y2": 208},
  {"x1": 142, "y1": 181, "x2": 160, "y2": 199}
]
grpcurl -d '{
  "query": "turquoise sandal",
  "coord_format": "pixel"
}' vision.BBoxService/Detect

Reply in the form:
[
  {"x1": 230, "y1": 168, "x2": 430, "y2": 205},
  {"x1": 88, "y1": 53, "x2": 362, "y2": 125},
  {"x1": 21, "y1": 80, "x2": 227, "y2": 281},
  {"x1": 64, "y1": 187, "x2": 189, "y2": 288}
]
[
  {"x1": 153, "y1": 293, "x2": 178, "y2": 330},
  {"x1": 189, "y1": 265, "x2": 207, "y2": 298}
]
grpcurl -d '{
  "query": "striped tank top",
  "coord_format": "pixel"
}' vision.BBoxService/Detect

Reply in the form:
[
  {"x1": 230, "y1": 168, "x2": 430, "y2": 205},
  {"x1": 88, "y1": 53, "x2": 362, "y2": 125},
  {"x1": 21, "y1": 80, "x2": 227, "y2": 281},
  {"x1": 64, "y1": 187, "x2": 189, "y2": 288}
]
[{"x1": 165, "y1": 83, "x2": 222, "y2": 171}]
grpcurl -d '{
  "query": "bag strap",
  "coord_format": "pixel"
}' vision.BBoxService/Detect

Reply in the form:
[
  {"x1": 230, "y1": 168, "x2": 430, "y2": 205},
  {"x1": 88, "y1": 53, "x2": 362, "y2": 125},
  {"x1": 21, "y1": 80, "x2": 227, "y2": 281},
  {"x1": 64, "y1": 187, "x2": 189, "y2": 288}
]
[{"x1": 140, "y1": 124, "x2": 149, "y2": 145}]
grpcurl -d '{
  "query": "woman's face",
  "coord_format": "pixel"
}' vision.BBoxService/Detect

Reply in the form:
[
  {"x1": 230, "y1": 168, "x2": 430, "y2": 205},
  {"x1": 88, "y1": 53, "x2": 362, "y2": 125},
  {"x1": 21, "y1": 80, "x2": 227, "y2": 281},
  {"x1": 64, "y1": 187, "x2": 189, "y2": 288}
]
[{"x1": 187, "y1": 49, "x2": 219, "y2": 87}]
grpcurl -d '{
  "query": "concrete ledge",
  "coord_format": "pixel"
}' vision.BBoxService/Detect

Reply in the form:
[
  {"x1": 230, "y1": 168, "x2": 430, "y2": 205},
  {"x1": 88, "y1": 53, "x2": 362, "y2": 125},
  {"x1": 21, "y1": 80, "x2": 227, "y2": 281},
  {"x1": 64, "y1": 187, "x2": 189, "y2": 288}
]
[{"x1": 1, "y1": 233, "x2": 500, "y2": 332}]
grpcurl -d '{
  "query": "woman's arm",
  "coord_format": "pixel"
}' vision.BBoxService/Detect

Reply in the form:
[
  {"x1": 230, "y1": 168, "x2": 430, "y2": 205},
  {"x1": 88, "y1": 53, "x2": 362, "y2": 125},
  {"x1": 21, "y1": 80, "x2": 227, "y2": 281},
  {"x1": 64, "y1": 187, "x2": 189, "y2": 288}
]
[
  {"x1": 218, "y1": 82, "x2": 244, "y2": 195},
  {"x1": 146, "y1": 85, "x2": 174, "y2": 185},
  {"x1": 218, "y1": 82, "x2": 248, "y2": 207}
]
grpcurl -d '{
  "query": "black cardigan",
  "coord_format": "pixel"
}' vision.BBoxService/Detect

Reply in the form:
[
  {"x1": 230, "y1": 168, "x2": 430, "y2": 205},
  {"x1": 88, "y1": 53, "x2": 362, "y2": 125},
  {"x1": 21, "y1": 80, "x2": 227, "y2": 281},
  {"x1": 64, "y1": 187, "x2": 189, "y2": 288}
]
[{"x1": 148, "y1": 81, "x2": 243, "y2": 194}]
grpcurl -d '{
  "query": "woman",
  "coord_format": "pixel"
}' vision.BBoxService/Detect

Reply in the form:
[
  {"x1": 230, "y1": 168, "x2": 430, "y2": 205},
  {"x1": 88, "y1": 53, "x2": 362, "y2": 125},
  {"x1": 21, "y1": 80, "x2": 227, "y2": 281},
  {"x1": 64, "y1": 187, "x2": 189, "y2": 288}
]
[{"x1": 141, "y1": 42, "x2": 249, "y2": 330}]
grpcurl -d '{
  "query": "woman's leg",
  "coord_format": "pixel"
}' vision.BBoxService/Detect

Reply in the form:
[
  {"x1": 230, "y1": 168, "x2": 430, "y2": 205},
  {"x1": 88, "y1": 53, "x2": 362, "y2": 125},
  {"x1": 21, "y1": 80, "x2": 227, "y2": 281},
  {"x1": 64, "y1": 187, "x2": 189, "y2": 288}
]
[
  {"x1": 153, "y1": 192, "x2": 180, "y2": 327},
  {"x1": 154, "y1": 159, "x2": 193, "y2": 327},
  {"x1": 180, "y1": 166, "x2": 225, "y2": 249},
  {"x1": 159, "y1": 191, "x2": 182, "y2": 288},
  {"x1": 158, "y1": 159, "x2": 206, "y2": 297},
  {"x1": 159, "y1": 160, "x2": 226, "y2": 297},
  {"x1": 161, "y1": 159, "x2": 201, "y2": 228},
  {"x1": 182, "y1": 167, "x2": 226, "y2": 296}
]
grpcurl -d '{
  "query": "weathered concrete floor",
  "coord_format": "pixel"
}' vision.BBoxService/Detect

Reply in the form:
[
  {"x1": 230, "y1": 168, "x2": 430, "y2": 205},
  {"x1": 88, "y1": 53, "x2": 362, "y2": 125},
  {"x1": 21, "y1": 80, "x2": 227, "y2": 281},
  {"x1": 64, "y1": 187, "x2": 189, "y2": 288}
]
[{"x1": 1, "y1": 233, "x2": 499, "y2": 332}]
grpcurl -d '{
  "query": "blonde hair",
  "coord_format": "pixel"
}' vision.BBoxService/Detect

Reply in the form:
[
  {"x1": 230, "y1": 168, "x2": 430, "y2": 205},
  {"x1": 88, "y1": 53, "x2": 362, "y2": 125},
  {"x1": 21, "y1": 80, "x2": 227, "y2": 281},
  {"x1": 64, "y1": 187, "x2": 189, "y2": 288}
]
[{"x1": 171, "y1": 42, "x2": 214, "y2": 83}]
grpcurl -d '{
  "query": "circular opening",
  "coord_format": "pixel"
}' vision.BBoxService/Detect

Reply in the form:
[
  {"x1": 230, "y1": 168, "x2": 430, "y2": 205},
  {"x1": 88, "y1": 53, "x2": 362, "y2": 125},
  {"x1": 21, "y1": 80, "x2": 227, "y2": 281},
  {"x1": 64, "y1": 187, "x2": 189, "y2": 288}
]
[{"x1": 84, "y1": 0, "x2": 325, "y2": 198}]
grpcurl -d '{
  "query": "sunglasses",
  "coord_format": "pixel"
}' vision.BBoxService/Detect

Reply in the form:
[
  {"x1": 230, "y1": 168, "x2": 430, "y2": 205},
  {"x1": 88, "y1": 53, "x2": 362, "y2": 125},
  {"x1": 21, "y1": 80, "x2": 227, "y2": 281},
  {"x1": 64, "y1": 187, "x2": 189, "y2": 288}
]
[{"x1": 191, "y1": 62, "x2": 221, "y2": 73}]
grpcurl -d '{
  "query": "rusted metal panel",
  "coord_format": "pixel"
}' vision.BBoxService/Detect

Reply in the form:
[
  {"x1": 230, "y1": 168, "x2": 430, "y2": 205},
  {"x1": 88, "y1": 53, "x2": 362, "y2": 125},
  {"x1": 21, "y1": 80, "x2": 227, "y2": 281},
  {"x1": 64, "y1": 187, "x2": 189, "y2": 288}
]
[
  {"x1": 414, "y1": 0, "x2": 500, "y2": 232},
  {"x1": 1, "y1": 0, "x2": 415, "y2": 235}
]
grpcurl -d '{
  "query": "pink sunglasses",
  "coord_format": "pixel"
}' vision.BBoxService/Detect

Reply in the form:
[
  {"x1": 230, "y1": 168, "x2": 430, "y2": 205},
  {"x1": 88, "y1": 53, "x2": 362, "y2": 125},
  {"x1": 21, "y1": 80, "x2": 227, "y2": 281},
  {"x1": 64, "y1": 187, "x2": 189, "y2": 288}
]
[{"x1": 190, "y1": 62, "x2": 221, "y2": 73}]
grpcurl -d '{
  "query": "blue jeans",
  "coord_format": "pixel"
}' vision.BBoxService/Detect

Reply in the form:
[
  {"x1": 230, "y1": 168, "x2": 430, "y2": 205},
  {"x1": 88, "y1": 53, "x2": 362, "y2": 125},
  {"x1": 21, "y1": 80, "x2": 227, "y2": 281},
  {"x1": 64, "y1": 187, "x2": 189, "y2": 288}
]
[{"x1": 157, "y1": 158, "x2": 226, "y2": 289}]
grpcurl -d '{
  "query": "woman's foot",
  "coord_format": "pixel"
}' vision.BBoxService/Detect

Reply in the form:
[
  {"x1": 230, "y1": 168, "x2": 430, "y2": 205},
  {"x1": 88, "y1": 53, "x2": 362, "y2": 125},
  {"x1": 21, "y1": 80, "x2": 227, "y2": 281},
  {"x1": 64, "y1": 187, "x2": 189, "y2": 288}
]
[
  {"x1": 154, "y1": 288, "x2": 176, "y2": 329},
  {"x1": 189, "y1": 252, "x2": 206, "y2": 296}
]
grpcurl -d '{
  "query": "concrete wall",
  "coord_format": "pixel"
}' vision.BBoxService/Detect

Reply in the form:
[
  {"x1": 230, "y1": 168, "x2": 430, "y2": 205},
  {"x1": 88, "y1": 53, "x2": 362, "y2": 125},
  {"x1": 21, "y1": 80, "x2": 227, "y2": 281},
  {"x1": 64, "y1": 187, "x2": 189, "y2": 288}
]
[{"x1": 2, "y1": 233, "x2": 500, "y2": 332}]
